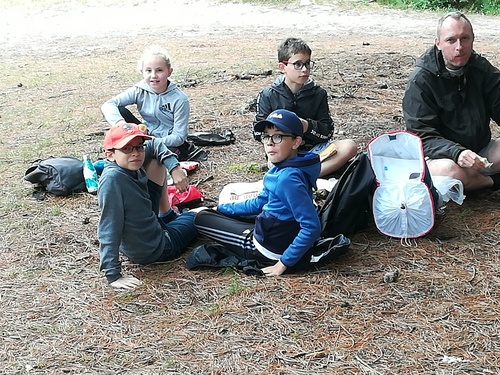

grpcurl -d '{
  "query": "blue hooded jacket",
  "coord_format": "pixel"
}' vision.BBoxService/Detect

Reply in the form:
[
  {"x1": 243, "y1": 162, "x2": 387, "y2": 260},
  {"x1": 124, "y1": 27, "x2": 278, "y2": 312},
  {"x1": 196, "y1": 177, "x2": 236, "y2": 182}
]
[{"x1": 218, "y1": 152, "x2": 321, "y2": 267}]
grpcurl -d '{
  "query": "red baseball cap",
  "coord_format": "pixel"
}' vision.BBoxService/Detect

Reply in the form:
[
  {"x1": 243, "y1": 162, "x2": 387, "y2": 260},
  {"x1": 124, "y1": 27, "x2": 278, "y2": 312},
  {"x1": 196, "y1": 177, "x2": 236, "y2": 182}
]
[{"x1": 103, "y1": 123, "x2": 153, "y2": 150}]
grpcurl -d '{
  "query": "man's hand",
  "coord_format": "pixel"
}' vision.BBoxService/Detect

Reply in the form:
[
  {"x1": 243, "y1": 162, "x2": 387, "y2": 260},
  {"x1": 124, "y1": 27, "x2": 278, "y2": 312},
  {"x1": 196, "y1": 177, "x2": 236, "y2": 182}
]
[
  {"x1": 170, "y1": 166, "x2": 189, "y2": 193},
  {"x1": 458, "y1": 150, "x2": 489, "y2": 170},
  {"x1": 109, "y1": 275, "x2": 142, "y2": 289},
  {"x1": 261, "y1": 260, "x2": 287, "y2": 276}
]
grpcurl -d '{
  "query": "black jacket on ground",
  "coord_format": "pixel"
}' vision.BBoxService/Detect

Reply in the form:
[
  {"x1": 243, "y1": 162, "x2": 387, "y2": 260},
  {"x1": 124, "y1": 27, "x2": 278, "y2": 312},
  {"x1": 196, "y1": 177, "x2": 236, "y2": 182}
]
[
  {"x1": 254, "y1": 76, "x2": 334, "y2": 150},
  {"x1": 403, "y1": 46, "x2": 500, "y2": 162}
]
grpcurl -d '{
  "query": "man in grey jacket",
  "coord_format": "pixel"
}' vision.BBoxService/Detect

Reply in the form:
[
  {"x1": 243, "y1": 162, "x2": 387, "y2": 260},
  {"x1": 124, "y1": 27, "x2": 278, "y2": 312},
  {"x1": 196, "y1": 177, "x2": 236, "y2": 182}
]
[{"x1": 403, "y1": 11, "x2": 500, "y2": 192}]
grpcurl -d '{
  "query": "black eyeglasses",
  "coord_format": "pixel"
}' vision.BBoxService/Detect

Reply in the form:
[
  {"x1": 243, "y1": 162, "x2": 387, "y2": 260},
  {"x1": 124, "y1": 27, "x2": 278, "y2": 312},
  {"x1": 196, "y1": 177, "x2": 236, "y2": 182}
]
[
  {"x1": 114, "y1": 144, "x2": 145, "y2": 154},
  {"x1": 260, "y1": 134, "x2": 295, "y2": 144},
  {"x1": 282, "y1": 60, "x2": 315, "y2": 70}
]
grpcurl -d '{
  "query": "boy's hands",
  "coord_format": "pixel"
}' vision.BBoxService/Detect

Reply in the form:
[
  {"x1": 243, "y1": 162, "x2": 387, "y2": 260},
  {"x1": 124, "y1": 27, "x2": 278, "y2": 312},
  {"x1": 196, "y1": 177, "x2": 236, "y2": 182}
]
[
  {"x1": 261, "y1": 260, "x2": 287, "y2": 276},
  {"x1": 138, "y1": 123, "x2": 149, "y2": 134},
  {"x1": 170, "y1": 166, "x2": 189, "y2": 193},
  {"x1": 110, "y1": 275, "x2": 142, "y2": 289}
]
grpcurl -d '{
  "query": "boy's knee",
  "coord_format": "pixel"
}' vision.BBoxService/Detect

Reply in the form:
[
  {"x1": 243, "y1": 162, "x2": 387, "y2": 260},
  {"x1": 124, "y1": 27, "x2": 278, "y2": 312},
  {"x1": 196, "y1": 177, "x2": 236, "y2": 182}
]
[
  {"x1": 144, "y1": 159, "x2": 166, "y2": 185},
  {"x1": 487, "y1": 139, "x2": 500, "y2": 164},
  {"x1": 165, "y1": 212, "x2": 199, "y2": 242},
  {"x1": 345, "y1": 140, "x2": 358, "y2": 158},
  {"x1": 335, "y1": 139, "x2": 358, "y2": 160}
]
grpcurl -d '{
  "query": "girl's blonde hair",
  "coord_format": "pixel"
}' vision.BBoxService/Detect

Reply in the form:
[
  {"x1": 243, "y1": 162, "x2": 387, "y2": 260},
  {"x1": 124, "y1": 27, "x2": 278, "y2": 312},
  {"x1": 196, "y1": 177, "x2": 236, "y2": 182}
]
[{"x1": 136, "y1": 45, "x2": 171, "y2": 73}]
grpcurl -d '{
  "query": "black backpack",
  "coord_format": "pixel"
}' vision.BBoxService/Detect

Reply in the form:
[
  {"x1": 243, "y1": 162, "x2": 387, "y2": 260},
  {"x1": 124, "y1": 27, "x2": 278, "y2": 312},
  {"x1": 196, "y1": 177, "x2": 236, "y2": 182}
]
[
  {"x1": 24, "y1": 156, "x2": 87, "y2": 196},
  {"x1": 296, "y1": 153, "x2": 376, "y2": 269},
  {"x1": 318, "y1": 153, "x2": 377, "y2": 238}
]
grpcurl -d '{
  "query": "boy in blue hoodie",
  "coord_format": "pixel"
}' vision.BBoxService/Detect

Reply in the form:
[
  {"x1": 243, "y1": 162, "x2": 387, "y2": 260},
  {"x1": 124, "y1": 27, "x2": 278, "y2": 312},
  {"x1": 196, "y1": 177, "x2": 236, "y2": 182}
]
[
  {"x1": 98, "y1": 123, "x2": 198, "y2": 289},
  {"x1": 194, "y1": 109, "x2": 321, "y2": 276}
]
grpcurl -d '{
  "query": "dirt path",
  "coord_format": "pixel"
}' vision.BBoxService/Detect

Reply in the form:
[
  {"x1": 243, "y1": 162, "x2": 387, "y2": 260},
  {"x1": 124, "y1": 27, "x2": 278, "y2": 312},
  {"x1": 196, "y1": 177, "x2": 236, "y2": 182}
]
[{"x1": 2, "y1": 0, "x2": 500, "y2": 59}]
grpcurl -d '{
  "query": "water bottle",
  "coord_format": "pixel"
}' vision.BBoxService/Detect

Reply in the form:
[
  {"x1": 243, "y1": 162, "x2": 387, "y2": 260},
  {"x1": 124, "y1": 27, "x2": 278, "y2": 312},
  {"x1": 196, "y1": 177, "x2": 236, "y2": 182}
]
[{"x1": 83, "y1": 154, "x2": 98, "y2": 194}]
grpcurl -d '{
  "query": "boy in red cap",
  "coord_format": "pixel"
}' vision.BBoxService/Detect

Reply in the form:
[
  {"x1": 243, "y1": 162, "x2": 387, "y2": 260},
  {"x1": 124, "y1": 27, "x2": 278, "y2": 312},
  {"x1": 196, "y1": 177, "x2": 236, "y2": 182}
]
[
  {"x1": 98, "y1": 123, "x2": 198, "y2": 289},
  {"x1": 192, "y1": 109, "x2": 321, "y2": 276}
]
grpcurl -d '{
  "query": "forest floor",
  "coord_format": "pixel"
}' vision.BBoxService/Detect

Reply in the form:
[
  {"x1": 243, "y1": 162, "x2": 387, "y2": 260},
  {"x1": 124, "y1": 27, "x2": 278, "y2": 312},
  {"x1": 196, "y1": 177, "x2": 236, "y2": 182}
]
[{"x1": 0, "y1": 0, "x2": 499, "y2": 374}]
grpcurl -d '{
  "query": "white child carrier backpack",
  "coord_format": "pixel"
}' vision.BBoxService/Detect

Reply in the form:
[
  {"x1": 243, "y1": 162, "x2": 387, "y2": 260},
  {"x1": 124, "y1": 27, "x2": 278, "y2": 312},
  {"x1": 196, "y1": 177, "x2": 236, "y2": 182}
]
[{"x1": 367, "y1": 131, "x2": 440, "y2": 241}]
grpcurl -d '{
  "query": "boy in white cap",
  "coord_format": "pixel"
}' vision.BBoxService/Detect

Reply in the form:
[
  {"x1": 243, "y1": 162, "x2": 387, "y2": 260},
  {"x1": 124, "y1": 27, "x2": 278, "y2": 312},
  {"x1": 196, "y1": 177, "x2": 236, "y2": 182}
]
[
  {"x1": 98, "y1": 123, "x2": 198, "y2": 289},
  {"x1": 193, "y1": 109, "x2": 321, "y2": 276}
]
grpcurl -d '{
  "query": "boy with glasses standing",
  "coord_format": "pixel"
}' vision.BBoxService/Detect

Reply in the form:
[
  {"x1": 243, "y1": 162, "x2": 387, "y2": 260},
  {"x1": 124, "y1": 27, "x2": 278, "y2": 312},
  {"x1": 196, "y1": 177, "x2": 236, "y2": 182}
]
[
  {"x1": 254, "y1": 37, "x2": 357, "y2": 177},
  {"x1": 98, "y1": 123, "x2": 198, "y2": 289},
  {"x1": 193, "y1": 109, "x2": 321, "y2": 276}
]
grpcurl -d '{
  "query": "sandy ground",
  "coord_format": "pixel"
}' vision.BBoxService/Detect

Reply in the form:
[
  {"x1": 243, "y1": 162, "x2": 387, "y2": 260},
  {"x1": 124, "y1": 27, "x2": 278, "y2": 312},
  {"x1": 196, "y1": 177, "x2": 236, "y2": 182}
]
[{"x1": 2, "y1": 0, "x2": 500, "y2": 60}]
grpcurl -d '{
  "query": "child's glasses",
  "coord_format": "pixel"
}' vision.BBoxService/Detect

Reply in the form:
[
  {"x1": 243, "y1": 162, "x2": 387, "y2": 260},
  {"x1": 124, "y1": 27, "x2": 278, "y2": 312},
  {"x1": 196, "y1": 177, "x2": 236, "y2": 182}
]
[
  {"x1": 281, "y1": 60, "x2": 315, "y2": 70},
  {"x1": 115, "y1": 144, "x2": 145, "y2": 154},
  {"x1": 260, "y1": 134, "x2": 295, "y2": 144}
]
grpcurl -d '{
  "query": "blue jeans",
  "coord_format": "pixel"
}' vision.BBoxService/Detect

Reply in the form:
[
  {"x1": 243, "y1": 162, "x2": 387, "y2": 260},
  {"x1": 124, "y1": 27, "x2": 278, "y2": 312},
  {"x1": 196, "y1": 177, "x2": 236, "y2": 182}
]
[
  {"x1": 147, "y1": 180, "x2": 198, "y2": 261},
  {"x1": 157, "y1": 211, "x2": 199, "y2": 261}
]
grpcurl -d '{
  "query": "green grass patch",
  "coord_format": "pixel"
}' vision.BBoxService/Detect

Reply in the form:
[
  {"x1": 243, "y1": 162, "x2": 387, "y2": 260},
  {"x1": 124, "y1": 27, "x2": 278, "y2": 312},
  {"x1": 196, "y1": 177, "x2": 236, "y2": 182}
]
[
  {"x1": 376, "y1": 0, "x2": 500, "y2": 14},
  {"x1": 220, "y1": 0, "x2": 500, "y2": 13},
  {"x1": 219, "y1": 0, "x2": 295, "y2": 4},
  {"x1": 223, "y1": 276, "x2": 246, "y2": 297},
  {"x1": 228, "y1": 163, "x2": 266, "y2": 174}
]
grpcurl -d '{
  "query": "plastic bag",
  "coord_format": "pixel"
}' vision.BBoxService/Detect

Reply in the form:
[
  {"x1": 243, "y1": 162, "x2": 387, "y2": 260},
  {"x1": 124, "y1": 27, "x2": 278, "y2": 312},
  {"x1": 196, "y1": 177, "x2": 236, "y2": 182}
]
[
  {"x1": 432, "y1": 175, "x2": 465, "y2": 206},
  {"x1": 218, "y1": 180, "x2": 263, "y2": 204}
]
